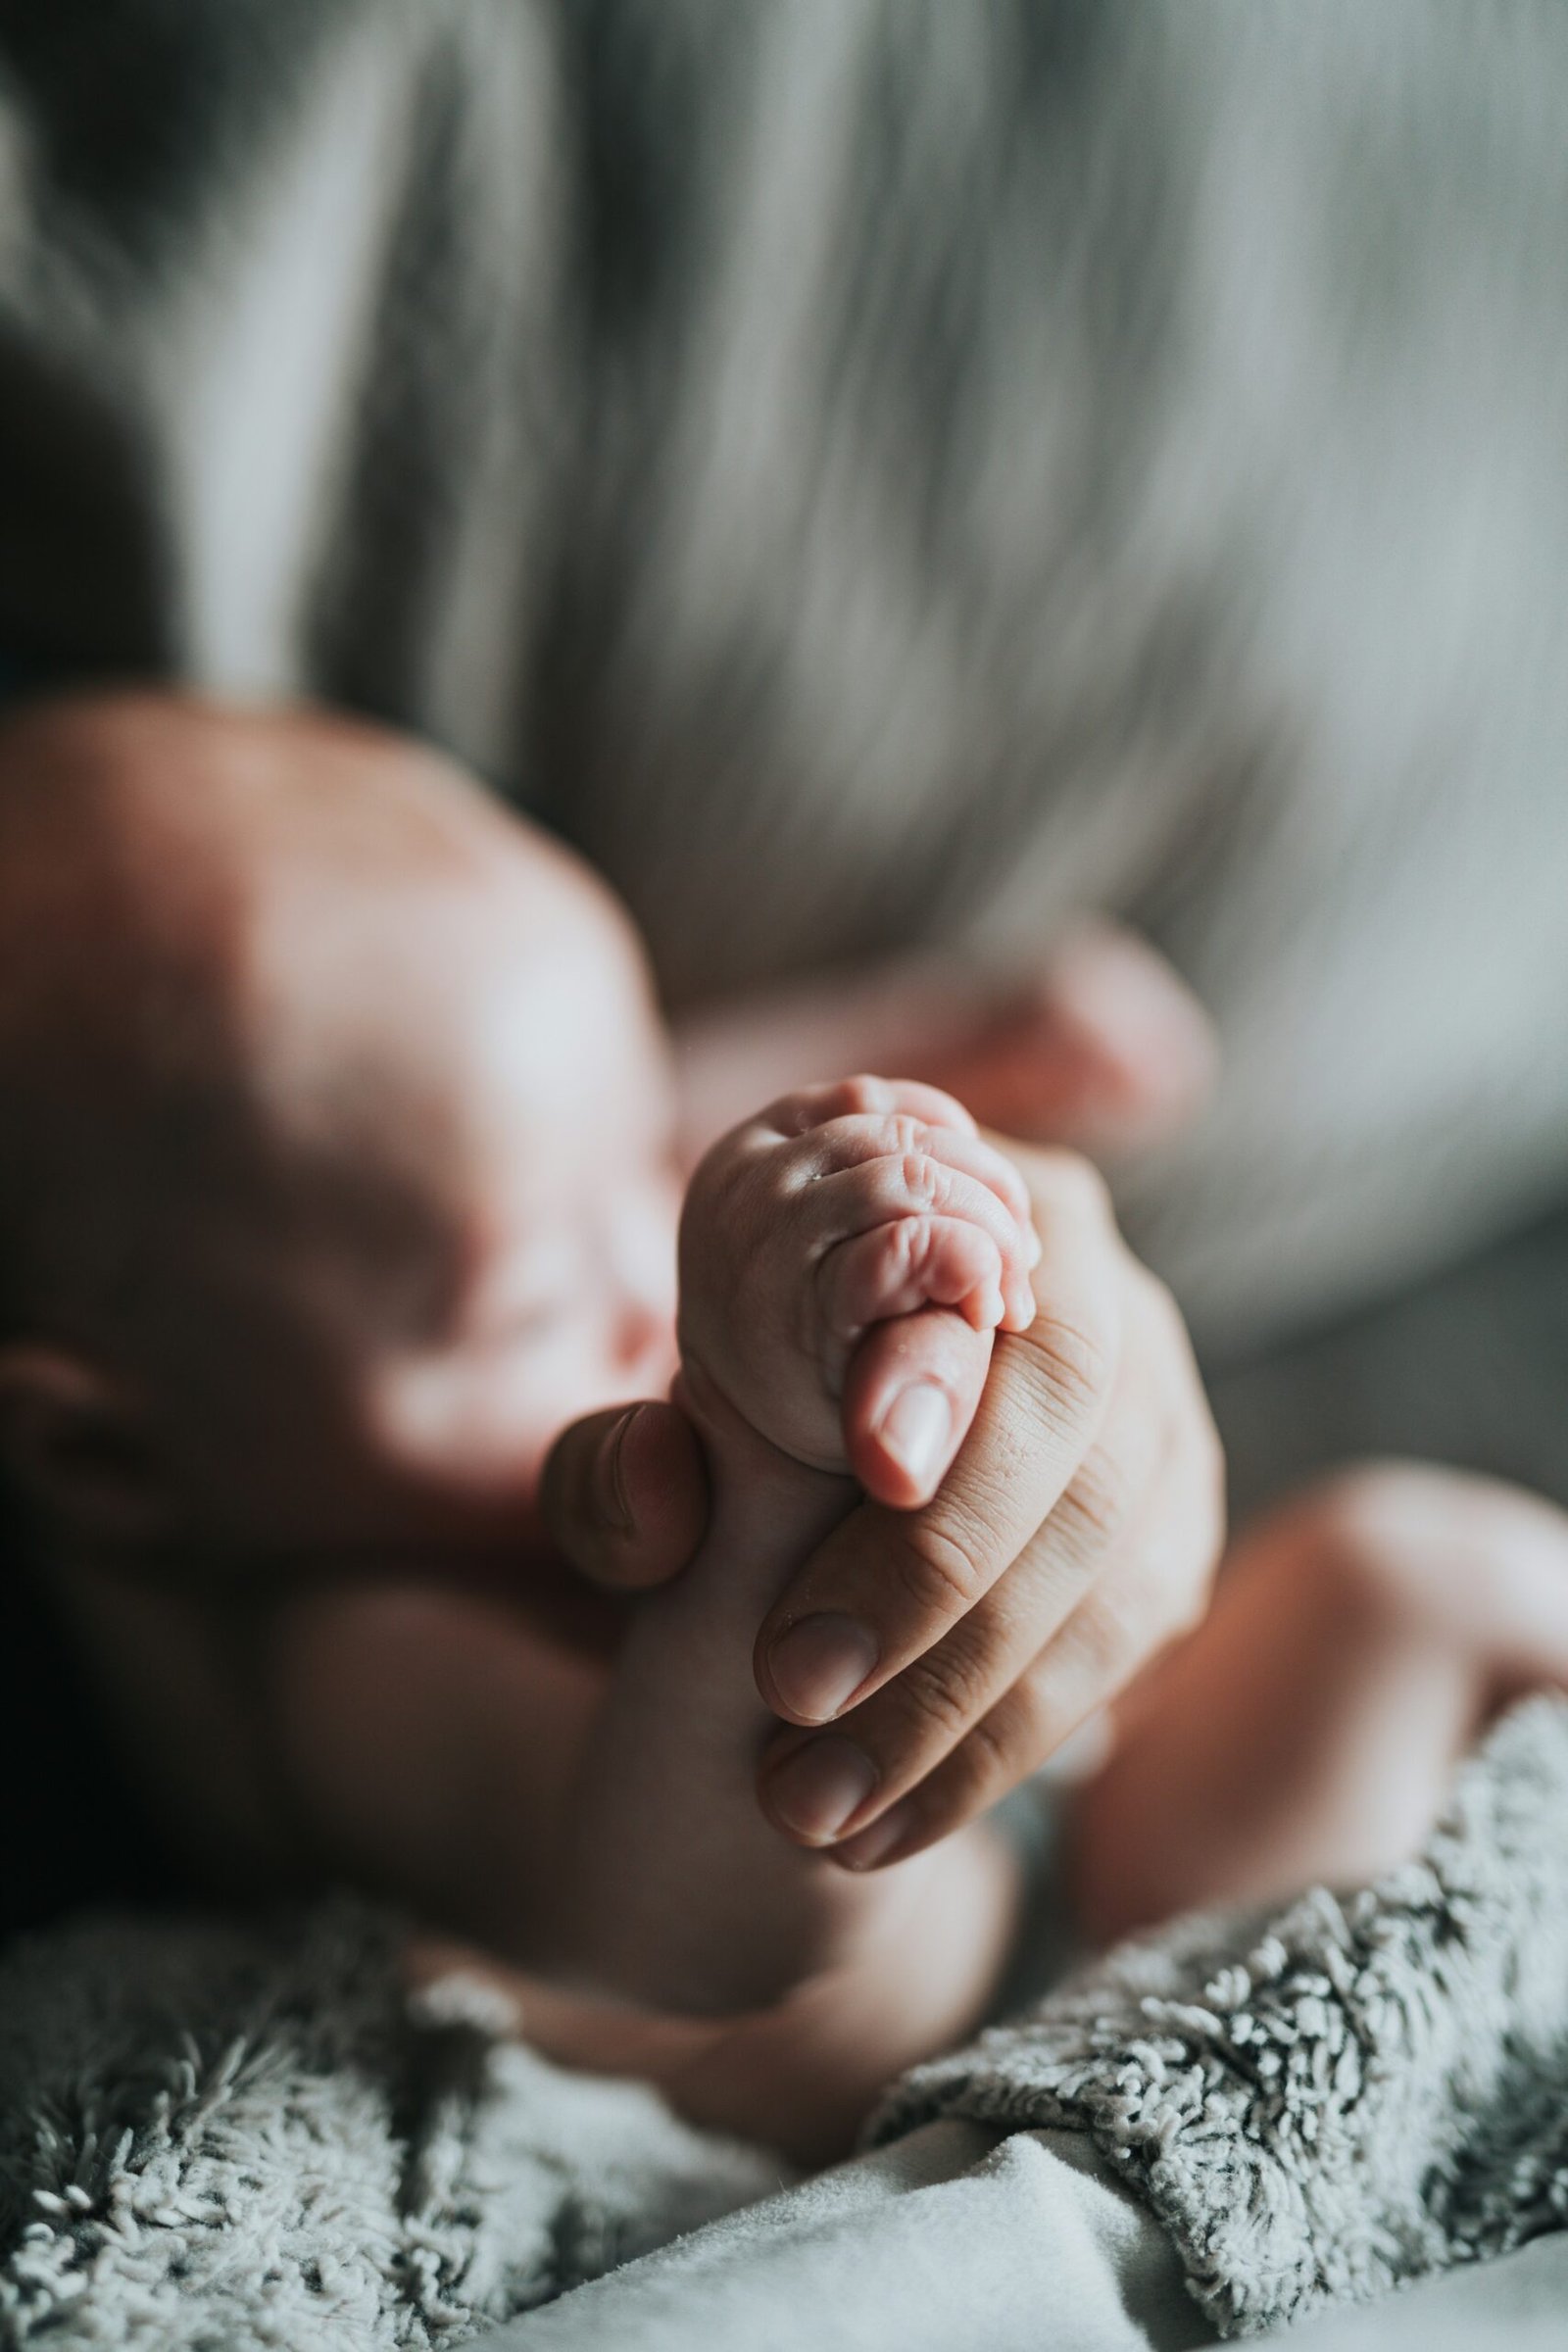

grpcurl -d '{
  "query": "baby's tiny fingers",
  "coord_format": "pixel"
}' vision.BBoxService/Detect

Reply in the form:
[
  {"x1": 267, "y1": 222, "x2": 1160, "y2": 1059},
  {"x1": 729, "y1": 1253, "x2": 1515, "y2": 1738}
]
[
  {"x1": 795, "y1": 1157, "x2": 1027, "y2": 1299},
  {"x1": 760, "y1": 1075, "x2": 979, "y2": 1141},
  {"x1": 787, "y1": 1109, "x2": 1036, "y2": 1245},
  {"x1": 816, "y1": 1215, "x2": 1006, "y2": 1350},
  {"x1": 795, "y1": 1113, "x2": 1035, "y2": 1237}
]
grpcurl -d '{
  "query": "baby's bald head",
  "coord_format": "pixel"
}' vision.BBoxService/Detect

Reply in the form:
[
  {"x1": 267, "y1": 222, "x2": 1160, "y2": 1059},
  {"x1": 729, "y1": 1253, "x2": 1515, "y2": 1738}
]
[
  {"x1": 0, "y1": 690, "x2": 616, "y2": 1356},
  {"x1": 0, "y1": 689, "x2": 676, "y2": 1575}
]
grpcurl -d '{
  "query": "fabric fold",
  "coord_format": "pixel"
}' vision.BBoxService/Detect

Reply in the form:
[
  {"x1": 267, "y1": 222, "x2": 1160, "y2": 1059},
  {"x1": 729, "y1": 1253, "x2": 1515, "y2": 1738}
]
[{"x1": 871, "y1": 1695, "x2": 1568, "y2": 2336}]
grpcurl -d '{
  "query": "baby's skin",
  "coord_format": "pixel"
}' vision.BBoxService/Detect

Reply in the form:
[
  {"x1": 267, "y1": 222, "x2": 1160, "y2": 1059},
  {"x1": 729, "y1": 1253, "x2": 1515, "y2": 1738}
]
[
  {"x1": 11, "y1": 690, "x2": 1568, "y2": 2169},
  {"x1": 0, "y1": 688, "x2": 1037, "y2": 2155},
  {"x1": 552, "y1": 1080, "x2": 1039, "y2": 2147}
]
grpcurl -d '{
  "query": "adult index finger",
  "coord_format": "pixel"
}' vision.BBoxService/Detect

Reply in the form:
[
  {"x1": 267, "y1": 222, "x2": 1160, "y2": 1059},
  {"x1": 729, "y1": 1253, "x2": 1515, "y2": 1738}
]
[{"x1": 755, "y1": 1149, "x2": 1124, "y2": 1728}]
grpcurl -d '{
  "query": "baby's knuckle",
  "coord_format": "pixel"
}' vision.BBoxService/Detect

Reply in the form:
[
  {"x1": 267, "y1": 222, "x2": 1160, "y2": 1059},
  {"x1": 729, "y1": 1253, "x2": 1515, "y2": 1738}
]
[
  {"x1": 881, "y1": 1212, "x2": 922, "y2": 1273},
  {"x1": 874, "y1": 1110, "x2": 923, "y2": 1160},
  {"x1": 897, "y1": 1149, "x2": 941, "y2": 1211}
]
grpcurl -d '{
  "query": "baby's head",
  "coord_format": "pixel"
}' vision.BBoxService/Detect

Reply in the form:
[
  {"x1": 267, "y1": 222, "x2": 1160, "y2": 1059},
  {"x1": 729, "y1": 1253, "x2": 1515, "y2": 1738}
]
[{"x1": 0, "y1": 692, "x2": 677, "y2": 1569}]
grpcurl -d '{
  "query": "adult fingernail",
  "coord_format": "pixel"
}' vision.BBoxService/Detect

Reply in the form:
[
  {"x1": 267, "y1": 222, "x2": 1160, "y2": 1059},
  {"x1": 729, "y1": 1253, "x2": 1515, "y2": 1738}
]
[
  {"x1": 764, "y1": 1736, "x2": 878, "y2": 1843},
  {"x1": 831, "y1": 1800, "x2": 913, "y2": 1872},
  {"x1": 879, "y1": 1382, "x2": 951, "y2": 1488},
  {"x1": 767, "y1": 1614, "x2": 880, "y2": 1723},
  {"x1": 595, "y1": 1407, "x2": 638, "y2": 1536}
]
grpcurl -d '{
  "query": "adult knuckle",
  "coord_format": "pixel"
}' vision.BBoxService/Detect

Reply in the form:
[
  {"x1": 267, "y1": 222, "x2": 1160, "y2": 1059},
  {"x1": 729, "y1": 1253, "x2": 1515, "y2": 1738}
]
[
  {"x1": 952, "y1": 1701, "x2": 1024, "y2": 1803},
  {"x1": 885, "y1": 1514, "x2": 988, "y2": 1621},
  {"x1": 1061, "y1": 1588, "x2": 1143, "y2": 1689},
  {"x1": 888, "y1": 1644, "x2": 991, "y2": 1751},
  {"x1": 1023, "y1": 1311, "x2": 1113, "y2": 1430},
  {"x1": 1056, "y1": 1442, "x2": 1140, "y2": 1557}
]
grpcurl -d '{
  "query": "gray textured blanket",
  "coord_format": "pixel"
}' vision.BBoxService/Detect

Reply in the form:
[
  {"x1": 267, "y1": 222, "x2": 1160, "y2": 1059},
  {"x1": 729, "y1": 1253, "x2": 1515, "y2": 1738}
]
[
  {"x1": 3, "y1": 1700, "x2": 1566, "y2": 2347},
  {"x1": 876, "y1": 1696, "x2": 1568, "y2": 2336},
  {"x1": 0, "y1": 1906, "x2": 783, "y2": 2347}
]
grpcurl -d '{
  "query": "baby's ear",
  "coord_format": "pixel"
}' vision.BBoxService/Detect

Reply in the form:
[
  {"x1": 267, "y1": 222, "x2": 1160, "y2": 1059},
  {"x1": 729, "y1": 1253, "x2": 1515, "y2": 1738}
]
[{"x1": 0, "y1": 1345, "x2": 172, "y2": 1544}]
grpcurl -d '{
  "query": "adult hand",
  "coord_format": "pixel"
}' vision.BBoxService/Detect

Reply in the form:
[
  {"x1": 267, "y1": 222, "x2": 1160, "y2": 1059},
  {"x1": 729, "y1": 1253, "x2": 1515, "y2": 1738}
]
[
  {"x1": 540, "y1": 936, "x2": 1225, "y2": 1865},
  {"x1": 751, "y1": 1145, "x2": 1224, "y2": 1867}
]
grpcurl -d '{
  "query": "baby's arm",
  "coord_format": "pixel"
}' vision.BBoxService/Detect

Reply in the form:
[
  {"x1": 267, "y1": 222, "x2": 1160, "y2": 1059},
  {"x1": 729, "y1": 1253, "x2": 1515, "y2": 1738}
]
[
  {"x1": 1068, "y1": 1465, "x2": 1568, "y2": 1945},
  {"x1": 553, "y1": 1080, "x2": 1037, "y2": 2147}
]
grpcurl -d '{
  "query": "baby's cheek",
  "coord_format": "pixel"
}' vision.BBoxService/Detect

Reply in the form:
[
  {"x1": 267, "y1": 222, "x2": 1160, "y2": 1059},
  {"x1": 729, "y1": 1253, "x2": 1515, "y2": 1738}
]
[
  {"x1": 608, "y1": 1176, "x2": 681, "y2": 1325},
  {"x1": 368, "y1": 1345, "x2": 578, "y2": 1512}
]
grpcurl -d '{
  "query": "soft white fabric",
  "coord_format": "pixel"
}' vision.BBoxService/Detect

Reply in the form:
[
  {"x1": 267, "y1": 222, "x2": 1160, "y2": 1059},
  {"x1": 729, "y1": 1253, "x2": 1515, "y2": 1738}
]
[{"x1": 479, "y1": 2123, "x2": 1205, "y2": 2352}]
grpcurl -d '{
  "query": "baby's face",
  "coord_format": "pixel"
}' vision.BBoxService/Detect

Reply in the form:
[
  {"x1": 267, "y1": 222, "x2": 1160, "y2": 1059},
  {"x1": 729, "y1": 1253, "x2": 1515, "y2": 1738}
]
[
  {"x1": 361, "y1": 870, "x2": 683, "y2": 1547},
  {"x1": 158, "y1": 843, "x2": 681, "y2": 1573}
]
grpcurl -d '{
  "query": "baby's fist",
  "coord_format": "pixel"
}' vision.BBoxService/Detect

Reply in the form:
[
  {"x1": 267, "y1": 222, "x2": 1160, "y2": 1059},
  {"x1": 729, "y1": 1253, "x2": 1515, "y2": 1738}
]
[{"x1": 677, "y1": 1077, "x2": 1039, "y2": 1507}]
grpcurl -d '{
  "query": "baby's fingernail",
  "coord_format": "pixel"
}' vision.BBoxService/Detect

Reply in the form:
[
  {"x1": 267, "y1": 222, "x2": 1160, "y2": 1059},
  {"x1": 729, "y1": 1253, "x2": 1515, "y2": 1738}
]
[
  {"x1": 767, "y1": 1614, "x2": 880, "y2": 1723},
  {"x1": 764, "y1": 1736, "x2": 878, "y2": 1842},
  {"x1": 879, "y1": 1381, "x2": 952, "y2": 1489},
  {"x1": 596, "y1": 1407, "x2": 638, "y2": 1536},
  {"x1": 831, "y1": 1800, "x2": 914, "y2": 1872}
]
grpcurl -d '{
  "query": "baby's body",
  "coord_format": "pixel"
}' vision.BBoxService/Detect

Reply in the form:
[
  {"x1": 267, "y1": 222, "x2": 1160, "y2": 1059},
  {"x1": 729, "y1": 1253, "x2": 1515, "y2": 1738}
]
[
  {"x1": 550, "y1": 1076, "x2": 1040, "y2": 2151},
  {"x1": 6, "y1": 692, "x2": 1568, "y2": 2163}
]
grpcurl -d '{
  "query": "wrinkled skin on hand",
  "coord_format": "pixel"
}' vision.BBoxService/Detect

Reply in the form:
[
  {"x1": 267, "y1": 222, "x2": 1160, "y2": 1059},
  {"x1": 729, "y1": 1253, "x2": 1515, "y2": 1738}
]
[{"x1": 542, "y1": 934, "x2": 1224, "y2": 1868}]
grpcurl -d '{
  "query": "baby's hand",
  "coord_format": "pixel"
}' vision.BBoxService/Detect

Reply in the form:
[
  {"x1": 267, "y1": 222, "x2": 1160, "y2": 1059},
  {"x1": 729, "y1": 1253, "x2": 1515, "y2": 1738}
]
[{"x1": 678, "y1": 1077, "x2": 1039, "y2": 1510}]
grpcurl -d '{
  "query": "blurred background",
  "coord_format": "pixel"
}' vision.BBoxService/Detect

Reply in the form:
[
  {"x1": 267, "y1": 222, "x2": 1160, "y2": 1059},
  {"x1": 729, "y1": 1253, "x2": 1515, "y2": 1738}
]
[{"x1": 2, "y1": 0, "x2": 1566, "y2": 1911}]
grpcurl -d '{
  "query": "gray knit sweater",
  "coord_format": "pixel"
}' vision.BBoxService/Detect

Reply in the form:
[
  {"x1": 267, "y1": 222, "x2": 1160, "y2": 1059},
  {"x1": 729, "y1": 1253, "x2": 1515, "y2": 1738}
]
[{"x1": 2, "y1": 2, "x2": 1567, "y2": 1356}]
